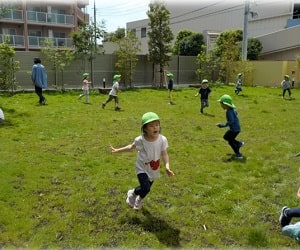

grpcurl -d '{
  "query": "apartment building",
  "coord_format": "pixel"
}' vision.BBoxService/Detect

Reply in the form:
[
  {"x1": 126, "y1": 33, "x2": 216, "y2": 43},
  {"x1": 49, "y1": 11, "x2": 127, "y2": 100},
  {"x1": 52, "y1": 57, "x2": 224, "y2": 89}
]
[
  {"x1": 126, "y1": 0, "x2": 300, "y2": 60},
  {"x1": 0, "y1": 0, "x2": 90, "y2": 51}
]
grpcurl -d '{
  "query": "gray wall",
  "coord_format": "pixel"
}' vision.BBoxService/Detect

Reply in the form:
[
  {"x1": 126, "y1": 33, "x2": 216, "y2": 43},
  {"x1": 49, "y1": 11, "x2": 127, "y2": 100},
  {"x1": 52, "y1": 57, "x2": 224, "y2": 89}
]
[{"x1": 13, "y1": 52, "x2": 198, "y2": 90}]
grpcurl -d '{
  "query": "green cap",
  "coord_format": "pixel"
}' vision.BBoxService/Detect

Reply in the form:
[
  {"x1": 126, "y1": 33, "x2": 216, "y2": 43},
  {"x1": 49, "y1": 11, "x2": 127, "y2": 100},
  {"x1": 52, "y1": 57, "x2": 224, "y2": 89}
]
[
  {"x1": 82, "y1": 73, "x2": 89, "y2": 79},
  {"x1": 284, "y1": 75, "x2": 290, "y2": 79},
  {"x1": 141, "y1": 112, "x2": 160, "y2": 126},
  {"x1": 202, "y1": 79, "x2": 208, "y2": 83},
  {"x1": 166, "y1": 73, "x2": 174, "y2": 79},
  {"x1": 113, "y1": 74, "x2": 121, "y2": 81},
  {"x1": 218, "y1": 94, "x2": 236, "y2": 109}
]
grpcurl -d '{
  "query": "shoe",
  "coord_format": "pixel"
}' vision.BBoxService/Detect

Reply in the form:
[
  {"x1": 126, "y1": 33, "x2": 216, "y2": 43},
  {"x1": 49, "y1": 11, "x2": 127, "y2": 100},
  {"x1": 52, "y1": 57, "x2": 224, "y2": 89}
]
[
  {"x1": 41, "y1": 99, "x2": 46, "y2": 105},
  {"x1": 102, "y1": 103, "x2": 105, "y2": 109},
  {"x1": 115, "y1": 107, "x2": 121, "y2": 111},
  {"x1": 279, "y1": 206, "x2": 291, "y2": 227},
  {"x1": 126, "y1": 189, "x2": 136, "y2": 208},
  {"x1": 235, "y1": 153, "x2": 243, "y2": 159},
  {"x1": 200, "y1": 109, "x2": 203, "y2": 114},
  {"x1": 133, "y1": 196, "x2": 142, "y2": 210},
  {"x1": 282, "y1": 221, "x2": 300, "y2": 241}
]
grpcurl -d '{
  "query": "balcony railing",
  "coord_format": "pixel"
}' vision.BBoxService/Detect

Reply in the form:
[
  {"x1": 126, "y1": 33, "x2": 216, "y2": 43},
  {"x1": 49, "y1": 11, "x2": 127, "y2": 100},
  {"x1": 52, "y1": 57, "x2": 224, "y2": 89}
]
[
  {"x1": 2, "y1": 10, "x2": 24, "y2": 20},
  {"x1": 0, "y1": 34, "x2": 74, "y2": 49},
  {"x1": 27, "y1": 11, "x2": 74, "y2": 25},
  {"x1": 1, "y1": 9, "x2": 74, "y2": 26}
]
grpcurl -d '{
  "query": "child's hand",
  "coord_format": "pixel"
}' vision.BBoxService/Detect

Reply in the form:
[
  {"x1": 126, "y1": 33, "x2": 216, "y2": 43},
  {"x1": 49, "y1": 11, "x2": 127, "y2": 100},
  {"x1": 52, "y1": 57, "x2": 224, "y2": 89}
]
[
  {"x1": 109, "y1": 145, "x2": 117, "y2": 153},
  {"x1": 216, "y1": 123, "x2": 222, "y2": 128},
  {"x1": 166, "y1": 168, "x2": 175, "y2": 177},
  {"x1": 297, "y1": 187, "x2": 300, "y2": 198}
]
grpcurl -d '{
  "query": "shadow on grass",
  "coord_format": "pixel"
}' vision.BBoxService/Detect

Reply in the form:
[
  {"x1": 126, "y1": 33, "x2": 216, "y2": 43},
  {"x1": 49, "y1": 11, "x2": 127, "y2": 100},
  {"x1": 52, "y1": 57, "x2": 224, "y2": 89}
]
[
  {"x1": 222, "y1": 153, "x2": 247, "y2": 163},
  {"x1": 128, "y1": 209, "x2": 181, "y2": 247}
]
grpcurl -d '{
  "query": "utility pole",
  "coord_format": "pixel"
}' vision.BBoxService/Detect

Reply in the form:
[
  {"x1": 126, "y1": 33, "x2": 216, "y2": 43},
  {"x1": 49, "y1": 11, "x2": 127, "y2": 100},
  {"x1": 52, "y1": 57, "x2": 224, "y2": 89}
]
[
  {"x1": 90, "y1": 0, "x2": 97, "y2": 87},
  {"x1": 242, "y1": 0, "x2": 250, "y2": 60}
]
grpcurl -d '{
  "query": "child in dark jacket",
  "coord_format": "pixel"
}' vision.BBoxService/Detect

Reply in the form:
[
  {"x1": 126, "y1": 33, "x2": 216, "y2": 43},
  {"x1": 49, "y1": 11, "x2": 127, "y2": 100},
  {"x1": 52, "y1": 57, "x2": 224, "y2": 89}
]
[{"x1": 216, "y1": 94, "x2": 244, "y2": 159}]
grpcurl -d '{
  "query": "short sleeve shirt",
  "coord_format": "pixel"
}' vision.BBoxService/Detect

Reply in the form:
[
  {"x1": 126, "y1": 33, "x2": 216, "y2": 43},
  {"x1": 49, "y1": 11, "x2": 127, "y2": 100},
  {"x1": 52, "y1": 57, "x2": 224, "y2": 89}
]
[{"x1": 133, "y1": 134, "x2": 168, "y2": 181}]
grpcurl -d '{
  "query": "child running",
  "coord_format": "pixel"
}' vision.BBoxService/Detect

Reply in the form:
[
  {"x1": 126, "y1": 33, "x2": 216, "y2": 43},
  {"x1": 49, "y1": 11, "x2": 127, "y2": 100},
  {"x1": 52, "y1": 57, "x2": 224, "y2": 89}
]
[
  {"x1": 216, "y1": 94, "x2": 244, "y2": 159},
  {"x1": 195, "y1": 79, "x2": 211, "y2": 114},
  {"x1": 235, "y1": 73, "x2": 243, "y2": 95},
  {"x1": 109, "y1": 112, "x2": 175, "y2": 210},
  {"x1": 281, "y1": 74, "x2": 292, "y2": 99},
  {"x1": 102, "y1": 74, "x2": 121, "y2": 111},
  {"x1": 78, "y1": 73, "x2": 91, "y2": 104}
]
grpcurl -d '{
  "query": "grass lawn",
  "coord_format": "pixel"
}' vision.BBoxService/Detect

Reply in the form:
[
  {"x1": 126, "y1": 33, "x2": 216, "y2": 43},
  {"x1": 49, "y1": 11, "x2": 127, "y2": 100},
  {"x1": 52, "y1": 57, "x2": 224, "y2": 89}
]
[{"x1": 0, "y1": 85, "x2": 300, "y2": 249}]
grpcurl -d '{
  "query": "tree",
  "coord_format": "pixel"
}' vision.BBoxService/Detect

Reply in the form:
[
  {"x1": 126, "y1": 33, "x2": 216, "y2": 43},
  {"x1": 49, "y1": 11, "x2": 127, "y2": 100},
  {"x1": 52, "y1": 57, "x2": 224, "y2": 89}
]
[
  {"x1": 196, "y1": 45, "x2": 219, "y2": 82},
  {"x1": 247, "y1": 38, "x2": 263, "y2": 60},
  {"x1": 0, "y1": 36, "x2": 20, "y2": 91},
  {"x1": 71, "y1": 21, "x2": 105, "y2": 85},
  {"x1": 114, "y1": 31, "x2": 141, "y2": 88},
  {"x1": 173, "y1": 30, "x2": 204, "y2": 56},
  {"x1": 213, "y1": 29, "x2": 243, "y2": 82},
  {"x1": 41, "y1": 39, "x2": 75, "y2": 91},
  {"x1": 103, "y1": 28, "x2": 126, "y2": 42},
  {"x1": 173, "y1": 30, "x2": 194, "y2": 55},
  {"x1": 147, "y1": 2, "x2": 174, "y2": 87}
]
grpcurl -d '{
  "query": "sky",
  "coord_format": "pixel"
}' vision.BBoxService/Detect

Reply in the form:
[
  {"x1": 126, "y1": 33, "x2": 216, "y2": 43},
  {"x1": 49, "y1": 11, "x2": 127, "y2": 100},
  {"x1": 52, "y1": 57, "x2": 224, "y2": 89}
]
[{"x1": 86, "y1": 0, "x2": 150, "y2": 32}]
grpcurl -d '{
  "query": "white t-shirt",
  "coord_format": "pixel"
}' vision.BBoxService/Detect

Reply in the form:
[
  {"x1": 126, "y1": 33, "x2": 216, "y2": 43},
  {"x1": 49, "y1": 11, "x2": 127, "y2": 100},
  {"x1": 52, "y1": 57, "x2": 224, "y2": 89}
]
[
  {"x1": 109, "y1": 82, "x2": 119, "y2": 96},
  {"x1": 133, "y1": 134, "x2": 168, "y2": 181},
  {"x1": 0, "y1": 108, "x2": 4, "y2": 121}
]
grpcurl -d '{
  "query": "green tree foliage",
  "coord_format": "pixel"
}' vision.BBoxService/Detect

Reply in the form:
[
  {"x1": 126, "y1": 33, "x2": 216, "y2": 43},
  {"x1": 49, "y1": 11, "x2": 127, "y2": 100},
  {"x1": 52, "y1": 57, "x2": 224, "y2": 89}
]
[
  {"x1": 247, "y1": 38, "x2": 263, "y2": 60},
  {"x1": 196, "y1": 45, "x2": 219, "y2": 82},
  {"x1": 147, "y1": 1, "x2": 174, "y2": 87},
  {"x1": 41, "y1": 39, "x2": 75, "y2": 91},
  {"x1": 213, "y1": 29, "x2": 243, "y2": 82},
  {"x1": 0, "y1": 2, "x2": 12, "y2": 18},
  {"x1": 173, "y1": 30, "x2": 194, "y2": 55},
  {"x1": 173, "y1": 30, "x2": 204, "y2": 56},
  {"x1": 71, "y1": 22, "x2": 105, "y2": 55},
  {"x1": 114, "y1": 32, "x2": 141, "y2": 88},
  {"x1": 0, "y1": 36, "x2": 20, "y2": 91},
  {"x1": 71, "y1": 22, "x2": 105, "y2": 85},
  {"x1": 103, "y1": 28, "x2": 126, "y2": 42}
]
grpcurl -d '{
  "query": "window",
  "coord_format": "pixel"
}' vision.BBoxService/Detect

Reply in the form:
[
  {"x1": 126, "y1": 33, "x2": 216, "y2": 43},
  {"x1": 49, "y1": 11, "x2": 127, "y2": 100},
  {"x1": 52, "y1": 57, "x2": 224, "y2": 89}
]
[{"x1": 141, "y1": 27, "x2": 146, "y2": 38}]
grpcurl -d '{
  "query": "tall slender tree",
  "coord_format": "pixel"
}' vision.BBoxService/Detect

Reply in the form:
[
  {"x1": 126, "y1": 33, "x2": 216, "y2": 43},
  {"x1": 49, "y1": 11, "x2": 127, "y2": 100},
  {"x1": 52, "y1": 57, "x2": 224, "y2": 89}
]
[
  {"x1": 147, "y1": 2, "x2": 174, "y2": 87},
  {"x1": 114, "y1": 31, "x2": 141, "y2": 88}
]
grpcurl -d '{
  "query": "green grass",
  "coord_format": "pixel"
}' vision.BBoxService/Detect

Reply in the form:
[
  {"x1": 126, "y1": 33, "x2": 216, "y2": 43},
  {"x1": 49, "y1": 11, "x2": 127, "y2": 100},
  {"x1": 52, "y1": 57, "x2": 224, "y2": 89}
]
[{"x1": 0, "y1": 86, "x2": 300, "y2": 249}]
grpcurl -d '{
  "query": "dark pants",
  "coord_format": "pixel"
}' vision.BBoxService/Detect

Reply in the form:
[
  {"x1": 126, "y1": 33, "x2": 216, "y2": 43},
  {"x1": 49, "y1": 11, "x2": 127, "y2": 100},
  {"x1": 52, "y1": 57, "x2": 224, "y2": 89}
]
[
  {"x1": 134, "y1": 173, "x2": 153, "y2": 199},
  {"x1": 35, "y1": 85, "x2": 45, "y2": 104},
  {"x1": 286, "y1": 208, "x2": 300, "y2": 219},
  {"x1": 104, "y1": 95, "x2": 118, "y2": 106},
  {"x1": 283, "y1": 88, "x2": 291, "y2": 97},
  {"x1": 223, "y1": 130, "x2": 241, "y2": 154}
]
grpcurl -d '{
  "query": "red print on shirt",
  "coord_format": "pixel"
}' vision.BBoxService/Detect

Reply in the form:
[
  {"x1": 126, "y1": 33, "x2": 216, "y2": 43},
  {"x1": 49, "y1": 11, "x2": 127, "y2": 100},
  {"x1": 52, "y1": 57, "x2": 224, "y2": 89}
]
[{"x1": 149, "y1": 160, "x2": 160, "y2": 170}]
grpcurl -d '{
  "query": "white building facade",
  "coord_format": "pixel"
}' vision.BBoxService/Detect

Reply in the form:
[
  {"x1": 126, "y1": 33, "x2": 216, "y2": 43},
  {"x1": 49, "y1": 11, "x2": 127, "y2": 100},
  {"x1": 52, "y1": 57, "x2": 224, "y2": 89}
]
[{"x1": 126, "y1": 0, "x2": 300, "y2": 60}]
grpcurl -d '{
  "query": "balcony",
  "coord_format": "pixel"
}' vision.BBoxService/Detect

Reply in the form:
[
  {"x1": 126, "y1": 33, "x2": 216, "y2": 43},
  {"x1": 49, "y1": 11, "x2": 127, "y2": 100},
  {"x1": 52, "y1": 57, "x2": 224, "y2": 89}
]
[
  {"x1": 1, "y1": 9, "x2": 24, "y2": 21},
  {"x1": 0, "y1": 34, "x2": 74, "y2": 49},
  {"x1": 27, "y1": 11, "x2": 74, "y2": 26},
  {"x1": 0, "y1": 35, "x2": 24, "y2": 47}
]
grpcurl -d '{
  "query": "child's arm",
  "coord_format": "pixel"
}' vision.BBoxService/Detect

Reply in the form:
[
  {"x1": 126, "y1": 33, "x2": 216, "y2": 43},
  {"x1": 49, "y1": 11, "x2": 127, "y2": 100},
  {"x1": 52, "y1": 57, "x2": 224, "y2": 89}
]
[
  {"x1": 161, "y1": 149, "x2": 174, "y2": 176},
  {"x1": 297, "y1": 187, "x2": 300, "y2": 198},
  {"x1": 110, "y1": 143, "x2": 135, "y2": 153}
]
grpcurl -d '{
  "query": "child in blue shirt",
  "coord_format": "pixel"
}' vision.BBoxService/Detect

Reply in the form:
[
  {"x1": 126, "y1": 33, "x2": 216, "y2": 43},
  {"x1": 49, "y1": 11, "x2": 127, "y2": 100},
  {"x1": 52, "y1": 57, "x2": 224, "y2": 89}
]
[{"x1": 216, "y1": 94, "x2": 244, "y2": 159}]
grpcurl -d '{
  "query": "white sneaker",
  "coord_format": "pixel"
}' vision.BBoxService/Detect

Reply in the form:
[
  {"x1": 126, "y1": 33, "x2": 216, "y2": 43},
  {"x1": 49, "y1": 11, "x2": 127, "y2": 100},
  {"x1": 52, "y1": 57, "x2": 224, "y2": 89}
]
[
  {"x1": 126, "y1": 189, "x2": 136, "y2": 208},
  {"x1": 133, "y1": 196, "x2": 142, "y2": 210}
]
